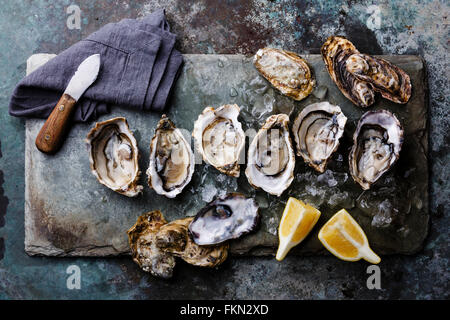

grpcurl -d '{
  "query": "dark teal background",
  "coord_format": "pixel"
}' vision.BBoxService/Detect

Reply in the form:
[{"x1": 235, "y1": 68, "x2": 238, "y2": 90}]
[{"x1": 0, "y1": 0, "x2": 448, "y2": 299}]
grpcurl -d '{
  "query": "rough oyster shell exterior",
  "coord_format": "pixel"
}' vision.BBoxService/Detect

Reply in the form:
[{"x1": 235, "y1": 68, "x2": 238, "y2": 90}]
[
  {"x1": 346, "y1": 53, "x2": 411, "y2": 104},
  {"x1": 254, "y1": 48, "x2": 315, "y2": 101},
  {"x1": 127, "y1": 210, "x2": 175, "y2": 279},
  {"x1": 156, "y1": 217, "x2": 229, "y2": 267},
  {"x1": 321, "y1": 36, "x2": 375, "y2": 107},
  {"x1": 321, "y1": 36, "x2": 411, "y2": 107},
  {"x1": 128, "y1": 211, "x2": 228, "y2": 277}
]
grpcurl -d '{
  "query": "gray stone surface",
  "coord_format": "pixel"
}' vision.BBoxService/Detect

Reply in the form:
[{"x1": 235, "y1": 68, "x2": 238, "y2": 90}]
[{"x1": 25, "y1": 54, "x2": 428, "y2": 257}]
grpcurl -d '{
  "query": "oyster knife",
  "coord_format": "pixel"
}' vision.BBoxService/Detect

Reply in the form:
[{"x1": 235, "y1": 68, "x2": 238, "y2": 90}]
[{"x1": 35, "y1": 54, "x2": 101, "y2": 154}]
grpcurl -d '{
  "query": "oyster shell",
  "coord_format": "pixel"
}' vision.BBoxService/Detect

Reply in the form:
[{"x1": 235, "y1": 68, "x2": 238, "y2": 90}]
[
  {"x1": 127, "y1": 210, "x2": 175, "y2": 279},
  {"x1": 321, "y1": 36, "x2": 411, "y2": 107},
  {"x1": 321, "y1": 36, "x2": 375, "y2": 107},
  {"x1": 346, "y1": 53, "x2": 411, "y2": 104},
  {"x1": 156, "y1": 217, "x2": 229, "y2": 267},
  {"x1": 128, "y1": 212, "x2": 229, "y2": 278},
  {"x1": 292, "y1": 102, "x2": 347, "y2": 173},
  {"x1": 245, "y1": 114, "x2": 295, "y2": 196},
  {"x1": 188, "y1": 193, "x2": 260, "y2": 246},
  {"x1": 86, "y1": 117, "x2": 142, "y2": 197},
  {"x1": 254, "y1": 48, "x2": 315, "y2": 101},
  {"x1": 147, "y1": 115, "x2": 195, "y2": 198},
  {"x1": 349, "y1": 110, "x2": 404, "y2": 190},
  {"x1": 192, "y1": 104, "x2": 245, "y2": 177}
]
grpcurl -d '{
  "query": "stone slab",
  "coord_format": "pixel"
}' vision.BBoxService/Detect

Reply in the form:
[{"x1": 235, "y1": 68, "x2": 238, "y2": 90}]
[{"x1": 24, "y1": 54, "x2": 428, "y2": 257}]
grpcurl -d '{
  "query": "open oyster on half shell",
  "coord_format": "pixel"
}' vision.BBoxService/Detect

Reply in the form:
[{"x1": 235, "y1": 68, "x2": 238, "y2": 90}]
[
  {"x1": 321, "y1": 36, "x2": 411, "y2": 107},
  {"x1": 245, "y1": 114, "x2": 295, "y2": 196},
  {"x1": 192, "y1": 104, "x2": 245, "y2": 177},
  {"x1": 254, "y1": 48, "x2": 315, "y2": 101},
  {"x1": 349, "y1": 110, "x2": 404, "y2": 190},
  {"x1": 188, "y1": 193, "x2": 260, "y2": 246},
  {"x1": 292, "y1": 102, "x2": 347, "y2": 173},
  {"x1": 86, "y1": 117, "x2": 142, "y2": 197},
  {"x1": 147, "y1": 115, "x2": 195, "y2": 198}
]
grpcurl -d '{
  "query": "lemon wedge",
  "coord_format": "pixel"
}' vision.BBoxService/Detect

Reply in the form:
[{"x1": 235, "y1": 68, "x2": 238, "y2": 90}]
[
  {"x1": 276, "y1": 197, "x2": 321, "y2": 261},
  {"x1": 318, "y1": 209, "x2": 380, "y2": 264}
]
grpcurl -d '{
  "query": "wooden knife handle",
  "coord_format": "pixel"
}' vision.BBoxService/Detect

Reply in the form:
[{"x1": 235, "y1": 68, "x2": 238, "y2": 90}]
[{"x1": 35, "y1": 93, "x2": 77, "y2": 154}]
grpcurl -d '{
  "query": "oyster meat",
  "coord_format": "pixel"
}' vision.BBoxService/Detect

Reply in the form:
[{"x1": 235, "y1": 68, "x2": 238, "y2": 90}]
[
  {"x1": 292, "y1": 102, "x2": 347, "y2": 173},
  {"x1": 192, "y1": 104, "x2": 245, "y2": 177},
  {"x1": 156, "y1": 217, "x2": 229, "y2": 267},
  {"x1": 321, "y1": 36, "x2": 411, "y2": 107},
  {"x1": 147, "y1": 115, "x2": 195, "y2": 198},
  {"x1": 188, "y1": 193, "x2": 260, "y2": 246},
  {"x1": 127, "y1": 210, "x2": 175, "y2": 279},
  {"x1": 86, "y1": 117, "x2": 142, "y2": 197},
  {"x1": 254, "y1": 48, "x2": 315, "y2": 101},
  {"x1": 349, "y1": 110, "x2": 404, "y2": 190},
  {"x1": 245, "y1": 114, "x2": 295, "y2": 196}
]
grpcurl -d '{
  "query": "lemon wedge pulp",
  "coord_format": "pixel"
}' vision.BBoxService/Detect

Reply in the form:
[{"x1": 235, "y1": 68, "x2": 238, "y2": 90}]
[
  {"x1": 276, "y1": 197, "x2": 321, "y2": 261},
  {"x1": 318, "y1": 209, "x2": 380, "y2": 264}
]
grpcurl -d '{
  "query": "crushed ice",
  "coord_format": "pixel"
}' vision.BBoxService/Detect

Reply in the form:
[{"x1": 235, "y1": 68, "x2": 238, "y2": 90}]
[
  {"x1": 371, "y1": 199, "x2": 395, "y2": 228},
  {"x1": 266, "y1": 217, "x2": 278, "y2": 236},
  {"x1": 290, "y1": 170, "x2": 352, "y2": 209}
]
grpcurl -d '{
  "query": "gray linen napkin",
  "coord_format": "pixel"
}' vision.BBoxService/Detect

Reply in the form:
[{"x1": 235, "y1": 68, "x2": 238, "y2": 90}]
[{"x1": 9, "y1": 9, "x2": 183, "y2": 122}]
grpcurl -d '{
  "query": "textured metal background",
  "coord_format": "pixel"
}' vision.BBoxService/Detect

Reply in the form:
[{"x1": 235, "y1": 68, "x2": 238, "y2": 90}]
[{"x1": 0, "y1": 0, "x2": 448, "y2": 299}]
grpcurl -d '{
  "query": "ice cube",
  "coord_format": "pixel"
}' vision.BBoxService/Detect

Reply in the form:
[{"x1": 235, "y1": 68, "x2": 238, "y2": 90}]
[
  {"x1": 313, "y1": 86, "x2": 328, "y2": 99},
  {"x1": 201, "y1": 183, "x2": 218, "y2": 202}
]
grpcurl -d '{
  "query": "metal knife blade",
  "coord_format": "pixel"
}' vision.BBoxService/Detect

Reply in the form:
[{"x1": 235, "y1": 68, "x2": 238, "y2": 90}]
[
  {"x1": 64, "y1": 54, "x2": 101, "y2": 101},
  {"x1": 35, "y1": 53, "x2": 101, "y2": 154}
]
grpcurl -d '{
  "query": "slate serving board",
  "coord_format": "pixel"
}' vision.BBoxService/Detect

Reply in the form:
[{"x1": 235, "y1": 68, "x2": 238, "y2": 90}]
[{"x1": 25, "y1": 54, "x2": 428, "y2": 257}]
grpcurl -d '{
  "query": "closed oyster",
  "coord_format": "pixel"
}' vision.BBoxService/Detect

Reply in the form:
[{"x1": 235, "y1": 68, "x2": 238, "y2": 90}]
[
  {"x1": 254, "y1": 48, "x2": 315, "y2": 101},
  {"x1": 321, "y1": 36, "x2": 411, "y2": 107},
  {"x1": 292, "y1": 102, "x2": 347, "y2": 173},
  {"x1": 245, "y1": 114, "x2": 295, "y2": 196},
  {"x1": 147, "y1": 115, "x2": 194, "y2": 198},
  {"x1": 156, "y1": 217, "x2": 229, "y2": 267},
  {"x1": 349, "y1": 110, "x2": 404, "y2": 190},
  {"x1": 346, "y1": 53, "x2": 411, "y2": 104},
  {"x1": 128, "y1": 212, "x2": 229, "y2": 278},
  {"x1": 321, "y1": 36, "x2": 375, "y2": 107},
  {"x1": 86, "y1": 117, "x2": 142, "y2": 197},
  {"x1": 189, "y1": 193, "x2": 260, "y2": 246},
  {"x1": 127, "y1": 211, "x2": 175, "y2": 279},
  {"x1": 192, "y1": 104, "x2": 245, "y2": 177}
]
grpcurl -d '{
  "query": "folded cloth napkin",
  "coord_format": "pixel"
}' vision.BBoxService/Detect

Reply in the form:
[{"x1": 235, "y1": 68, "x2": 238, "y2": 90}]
[{"x1": 9, "y1": 9, "x2": 183, "y2": 122}]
